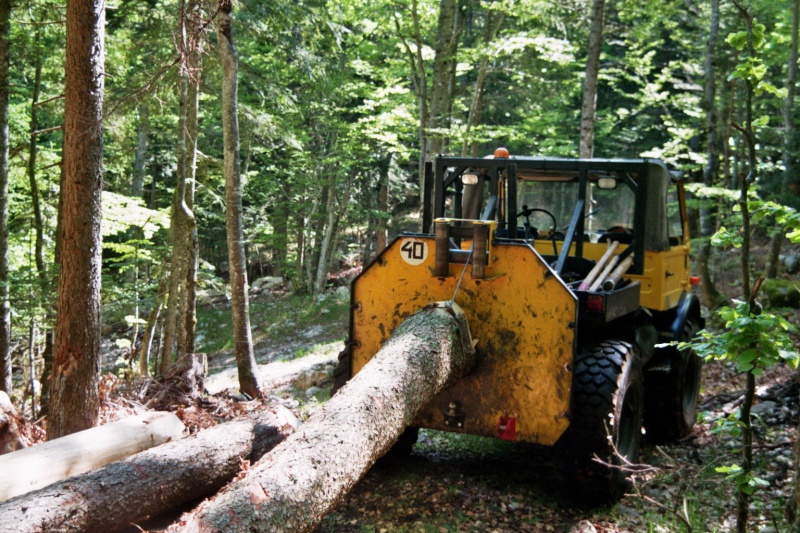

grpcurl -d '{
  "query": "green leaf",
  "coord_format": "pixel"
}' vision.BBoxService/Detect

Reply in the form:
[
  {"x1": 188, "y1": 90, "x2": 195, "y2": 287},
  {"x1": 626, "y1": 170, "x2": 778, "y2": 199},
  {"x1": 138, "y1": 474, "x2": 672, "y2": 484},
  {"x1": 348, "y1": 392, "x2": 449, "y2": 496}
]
[
  {"x1": 752, "y1": 116, "x2": 769, "y2": 128},
  {"x1": 726, "y1": 31, "x2": 748, "y2": 51}
]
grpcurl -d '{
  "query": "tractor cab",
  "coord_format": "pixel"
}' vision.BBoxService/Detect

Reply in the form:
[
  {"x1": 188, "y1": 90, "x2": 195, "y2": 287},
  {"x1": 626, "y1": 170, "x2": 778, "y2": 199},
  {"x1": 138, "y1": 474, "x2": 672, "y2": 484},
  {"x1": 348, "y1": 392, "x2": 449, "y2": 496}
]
[{"x1": 337, "y1": 150, "x2": 703, "y2": 501}]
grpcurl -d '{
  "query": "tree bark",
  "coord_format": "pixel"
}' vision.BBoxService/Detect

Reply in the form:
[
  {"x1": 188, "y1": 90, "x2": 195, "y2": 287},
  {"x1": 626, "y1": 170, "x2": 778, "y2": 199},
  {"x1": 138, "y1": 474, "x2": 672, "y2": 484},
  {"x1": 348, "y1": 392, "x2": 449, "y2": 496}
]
[
  {"x1": 179, "y1": 0, "x2": 202, "y2": 357},
  {"x1": 0, "y1": 408, "x2": 297, "y2": 533},
  {"x1": 579, "y1": 0, "x2": 605, "y2": 159},
  {"x1": 174, "y1": 302, "x2": 475, "y2": 533},
  {"x1": 698, "y1": 0, "x2": 723, "y2": 305},
  {"x1": 461, "y1": 9, "x2": 503, "y2": 157},
  {"x1": 376, "y1": 158, "x2": 390, "y2": 254},
  {"x1": 48, "y1": 0, "x2": 105, "y2": 439},
  {"x1": 139, "y1": 282, "x2": 165, "y2": 377},
  {"x1": 131, "y1": 100, "x2": 148, "y2": 198},
  {"x1": 0, "y1": 0, "x2": 10, "y2": 395},
  {"x1": 785, "y1": 0, "x2": 800, "y2": 202},
  {"x1": 218, "y1": 0, "x2": 260, "y2": 398},
  {"x1": 769, "y1": 0, "x2": 800, "y2": 279},
  {"x1": 426, "y1": 0, "x2": 459, "y2": 159},
  {"x1": 0, "y1": 411, "x2": 185, "y2": 502}
]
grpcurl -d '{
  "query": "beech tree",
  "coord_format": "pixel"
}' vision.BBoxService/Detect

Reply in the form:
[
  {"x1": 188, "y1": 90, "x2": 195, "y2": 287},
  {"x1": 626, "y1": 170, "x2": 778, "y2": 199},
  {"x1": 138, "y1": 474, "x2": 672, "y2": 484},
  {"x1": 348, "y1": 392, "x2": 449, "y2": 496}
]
[
  {"x1": 0, "y1": 0, "x2": 9, "y2": 395},
  {"x1": 579, "y1": 0, "x2": 605, "y2": 159},
  {"x1": 218, "y1": 0, "x2": 260, "y2": 397},
  {"x1": 48, "y1": 0, "x2": 105, "y2": 438}
]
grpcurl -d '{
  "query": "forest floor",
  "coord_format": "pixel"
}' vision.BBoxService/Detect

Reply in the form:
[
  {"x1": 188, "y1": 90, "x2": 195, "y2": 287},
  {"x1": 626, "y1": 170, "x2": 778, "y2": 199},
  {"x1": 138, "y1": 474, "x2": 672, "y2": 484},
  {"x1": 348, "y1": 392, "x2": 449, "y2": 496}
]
[
  {"x1": 18, "y1": 278, "x2": 798, "y2": 532},
  {"x1": 171, "y1": 286, "x2": 799, "y2": 533}
]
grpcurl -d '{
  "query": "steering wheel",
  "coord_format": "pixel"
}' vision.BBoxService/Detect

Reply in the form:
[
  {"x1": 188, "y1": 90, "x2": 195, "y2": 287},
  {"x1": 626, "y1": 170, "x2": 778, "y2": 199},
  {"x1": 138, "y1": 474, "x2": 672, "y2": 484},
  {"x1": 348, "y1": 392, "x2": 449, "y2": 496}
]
[{"x1": 518, "y1": 205, "x2": 558, "y2": 241}]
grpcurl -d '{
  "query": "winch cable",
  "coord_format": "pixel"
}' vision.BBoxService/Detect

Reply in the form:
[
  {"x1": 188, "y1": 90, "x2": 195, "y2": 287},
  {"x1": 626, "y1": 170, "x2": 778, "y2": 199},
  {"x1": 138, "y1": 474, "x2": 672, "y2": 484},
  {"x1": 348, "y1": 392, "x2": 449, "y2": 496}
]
[{"x1": 449, "y1": 243, "x2": 474, "y2": 306}]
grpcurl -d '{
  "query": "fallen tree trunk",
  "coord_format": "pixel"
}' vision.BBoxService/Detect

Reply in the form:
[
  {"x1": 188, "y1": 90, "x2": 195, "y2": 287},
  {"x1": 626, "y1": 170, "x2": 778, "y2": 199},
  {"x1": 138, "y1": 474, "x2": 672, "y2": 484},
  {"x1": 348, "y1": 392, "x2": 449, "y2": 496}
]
[
  {"x1": 0, "y1": 406, "x2": 298, "y2": 533},
  {"x1": 0, "y1": 411, "x2": 186, "y2": 502},
  {"x1": 174, "y1": 301, "x2": 475, "y2": 533}
]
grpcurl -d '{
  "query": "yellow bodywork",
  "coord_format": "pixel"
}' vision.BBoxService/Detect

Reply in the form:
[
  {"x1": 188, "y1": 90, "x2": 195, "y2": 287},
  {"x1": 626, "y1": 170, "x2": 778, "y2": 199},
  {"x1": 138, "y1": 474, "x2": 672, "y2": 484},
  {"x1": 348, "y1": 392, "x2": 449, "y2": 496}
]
[
  {"x1": 530, "y1": 240, "x2": 692, "y2": 311},
  {"x1": 350, "y1": 235, "x2": 577, "y2": 445}
]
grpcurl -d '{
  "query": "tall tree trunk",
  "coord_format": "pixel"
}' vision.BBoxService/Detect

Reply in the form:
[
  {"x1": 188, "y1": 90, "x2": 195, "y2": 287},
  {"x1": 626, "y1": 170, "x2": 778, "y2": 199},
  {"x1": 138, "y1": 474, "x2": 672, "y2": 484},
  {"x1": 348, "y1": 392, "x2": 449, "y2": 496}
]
[
  {"x1": 401, "y1": 0, "x2": 429, "y2": 202},
  {"x1": 768, "y1": 0, "x2": 800, "y2": 278},
  {"x1": 426, "y1": 0, "x2": 459, "y2": 159},
  {"x1": 294, "y1": 211, "x2": 305, "y2": 287},
  {"x1": 218, "y1": 0, "x2": 260, "y2": 398},
  {"x1": 49, "y1": 0, "x2": 105, "y2": 439},
  {"x1": 139, "y1": 279, "x2": 167, "y2": 377},
  {"x1": 461, "y1": 9, "x2": 503, "y2": 157},
  {"x1": 0, "y1": 0, "x2": 10, "y2": 395},
  {"x1": 786, "y1": 0, "x2": 800, "y2": 202},
  {"x1": 307, "y1": 184, "x2": 327, "y2": 292},
  {"x1": 131, "y1": 100, "x2": 148, "y2": 198},
  {"x1": 786, "y1": 3, "x2": 800, "y2": 528},
  {"x1": 376, "y1": 157, "x2": 391, "y2": 254},
  {"x1": 579, "y1": 0, "x2": 605, "y2": 159},
  {"x1": 179, "y1": 1, "x2": 202, "y2": 357},
  {"x1": 162, "y1": 0, "x2": 199, "y2": 372},
  {"x1": 313, "y1": 178, "x2": 338, "y2": 295},
  {"x1": 175, "y1": 303, "x2": 475, "y2": 533},
  {"x1": 698, "y1": 0, "x2": 723, "y2": 305},
  {"x1": 272, "y1": 189, "x2": 289, "y2": 278}
]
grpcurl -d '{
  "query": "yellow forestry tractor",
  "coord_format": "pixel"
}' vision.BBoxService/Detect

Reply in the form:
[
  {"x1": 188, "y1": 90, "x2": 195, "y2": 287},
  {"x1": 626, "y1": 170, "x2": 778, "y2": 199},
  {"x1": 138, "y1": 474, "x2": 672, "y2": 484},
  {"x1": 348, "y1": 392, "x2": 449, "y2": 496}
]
[{"x1": 333, "y1": 150, "x2": 704, "y2": 500}]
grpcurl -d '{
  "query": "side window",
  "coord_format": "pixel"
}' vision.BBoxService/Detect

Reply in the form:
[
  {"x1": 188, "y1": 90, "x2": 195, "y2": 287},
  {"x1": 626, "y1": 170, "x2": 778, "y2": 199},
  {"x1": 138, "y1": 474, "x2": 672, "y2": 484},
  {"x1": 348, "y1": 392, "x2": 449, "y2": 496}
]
[{"x1": 666, "y1": 186, "x2": 683, "y2": 244}]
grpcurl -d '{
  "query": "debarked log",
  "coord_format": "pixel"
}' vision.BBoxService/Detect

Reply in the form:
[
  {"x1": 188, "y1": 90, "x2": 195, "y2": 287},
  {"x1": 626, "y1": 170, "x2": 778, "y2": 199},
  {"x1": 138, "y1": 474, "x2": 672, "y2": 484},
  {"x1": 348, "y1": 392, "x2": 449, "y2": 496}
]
[
  {"x1": 0, "y1": 411, "x2": 186, "y2": 502},
  {"x1": 0, "y1": 406, "x2": 298, "y2": 533},
  {"x1": 174, "y1": 301, "x2": 476, "y2": 533}
]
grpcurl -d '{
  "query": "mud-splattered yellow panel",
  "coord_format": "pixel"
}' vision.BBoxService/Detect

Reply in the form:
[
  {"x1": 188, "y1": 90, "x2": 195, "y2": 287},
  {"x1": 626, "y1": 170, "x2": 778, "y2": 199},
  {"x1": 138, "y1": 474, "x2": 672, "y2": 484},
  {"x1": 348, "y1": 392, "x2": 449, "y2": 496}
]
[{"x1": 351, "y1": 236, "x2": 577, "y2": 445}]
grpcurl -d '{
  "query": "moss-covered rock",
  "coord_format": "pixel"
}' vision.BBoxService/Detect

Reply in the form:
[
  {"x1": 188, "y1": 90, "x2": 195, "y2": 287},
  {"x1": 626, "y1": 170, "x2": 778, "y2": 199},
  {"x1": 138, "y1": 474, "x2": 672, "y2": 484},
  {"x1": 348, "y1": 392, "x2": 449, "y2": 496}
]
[{"x1": 762, "y1": 279, "x2": 800, "y2": 309}]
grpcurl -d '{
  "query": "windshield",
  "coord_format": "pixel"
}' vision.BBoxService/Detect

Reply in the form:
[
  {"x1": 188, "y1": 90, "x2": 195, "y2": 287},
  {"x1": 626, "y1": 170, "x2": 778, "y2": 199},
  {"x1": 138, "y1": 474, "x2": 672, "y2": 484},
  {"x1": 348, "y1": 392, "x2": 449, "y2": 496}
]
[{"x1": 516, "y1": 178, "x2": 636, "y2": 238}]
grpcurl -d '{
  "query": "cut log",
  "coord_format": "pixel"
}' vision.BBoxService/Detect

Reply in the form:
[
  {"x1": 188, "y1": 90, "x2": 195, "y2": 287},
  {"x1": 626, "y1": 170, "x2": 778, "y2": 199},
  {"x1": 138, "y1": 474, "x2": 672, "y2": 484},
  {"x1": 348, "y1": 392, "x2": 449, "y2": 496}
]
[
  {"x1": 0, "y1": 411, "x2": 185, "y2": 502},
  {"x1": 0, "y1": 406, "x2": 298, "y2": 533},
  {"x1": 174, "y1": 301, "x2": 476, "y2": 533},
  {"x1": 0, "y1": 391, "x2": 26, "y2": 454}
]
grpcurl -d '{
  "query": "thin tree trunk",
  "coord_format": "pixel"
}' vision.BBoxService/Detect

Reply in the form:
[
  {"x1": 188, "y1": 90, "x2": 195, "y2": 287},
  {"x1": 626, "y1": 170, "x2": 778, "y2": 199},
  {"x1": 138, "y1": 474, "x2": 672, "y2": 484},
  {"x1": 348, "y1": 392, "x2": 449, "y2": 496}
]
[
  {"x1": 307, "y1": 184, "x2": 327, "y2": 292},
  {"x1": 426, "y1": 0, "x2": 458, "y2": 159},
  {"x1": 48, "y1": 0, "x2": 105, "y2": 439},
  {"x1": 294, "y1": 211, "x2": 305, "y2": 288},
  {"x1": 163, "y1": 0, "x2": 199, "y2": 372},
  {"x1": 139, "y1": 279, "x2": 167, "y2": 377},
  {"x1": 376, "y1": 158, "x2": 391, "y2": 254},
  {"x1": 179, "y1": 6, "x2": 201, "y2": 357},
  {"x1": 175, "y1": 302, "x2": 475, "y2": 533},
  {"x1": 0, "y1": 408, "x2": 296, "y2": 533},
  {"x1": 786, "y1": 2, "x2": 800, "y2": 528},
  {"x1": 461, "y1": 9, "x2": 503, "y2": 157},
  {"x1": 0, "y1": 0, "x2": 10, "y2": 395},
  {"x1": 273, "y1": 189, "x2": 289, "y2": 277},
  {"x1": 699, "y1": 0, "x2": 723, "y2": 305},
  {"x1": 768, "y1": 0, "x2": 799, "y2": 278},
  {"x1": 733, "y1": 7, "x2": 758, "y2": 530},
  {"x1": 313, "y1": 178, "x2": 338, "y2": 294},
  {"x1": 579, "y1": 0, "x2": 605, "y2": 159},
  {"x1": 786, "y1": 0, "x2": 800, "y2": 201},
  {"x1": 131, "y1": 100, "x2": 148, "y2": 198},
  {"x1": 218, "y1": 0, "x2": 260, "y2": 397}
]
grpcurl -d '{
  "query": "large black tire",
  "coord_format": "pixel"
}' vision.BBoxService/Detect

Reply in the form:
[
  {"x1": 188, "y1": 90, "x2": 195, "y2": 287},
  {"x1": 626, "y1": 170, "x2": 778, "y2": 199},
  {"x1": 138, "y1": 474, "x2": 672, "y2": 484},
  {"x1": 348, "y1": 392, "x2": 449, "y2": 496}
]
[
  {"x1": 561, "y1": 341, "x2": 644, "y2": 502},
  {"x1": 377, "y1": 426, "x2": 420, "y2": 466},
  {"x1": 644, "y1": 319, "x2": 702, "y2": 443},
  {"x1": 330, "y1": 342, "x2": 352, "y2": 396}
]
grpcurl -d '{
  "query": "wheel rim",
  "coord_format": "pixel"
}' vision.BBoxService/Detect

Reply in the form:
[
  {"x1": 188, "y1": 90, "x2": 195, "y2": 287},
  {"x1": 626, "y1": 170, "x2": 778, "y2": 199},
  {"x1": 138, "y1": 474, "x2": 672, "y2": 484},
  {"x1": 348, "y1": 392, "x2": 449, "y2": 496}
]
[
  {"x1": 682, "y1": 353, "x2": 701, "y2": 416},
  {"x1": 615, "y1": 386, "x2": 640, "y2": 461}
]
